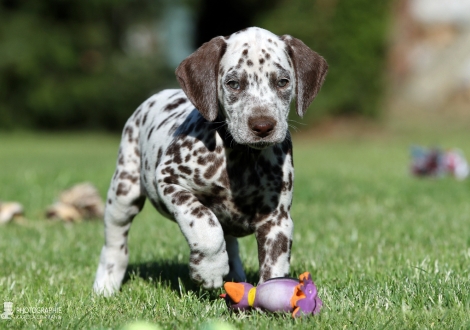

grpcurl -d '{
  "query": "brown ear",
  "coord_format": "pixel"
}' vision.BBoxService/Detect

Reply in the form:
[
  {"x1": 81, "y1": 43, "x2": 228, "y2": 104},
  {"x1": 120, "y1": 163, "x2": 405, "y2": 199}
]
[
  {"x1": 281, "y1": 36, "x2": 328, "y2": 117},
  {"x1": 175, "y1": 37, "x2": 227, "y2": 122}
]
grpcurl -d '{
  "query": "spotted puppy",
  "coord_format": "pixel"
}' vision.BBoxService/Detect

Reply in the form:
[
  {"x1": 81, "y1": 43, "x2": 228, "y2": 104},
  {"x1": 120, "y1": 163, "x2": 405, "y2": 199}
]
[{"x1": 93, "y1": 27, "x2": 327, "y2": 296}]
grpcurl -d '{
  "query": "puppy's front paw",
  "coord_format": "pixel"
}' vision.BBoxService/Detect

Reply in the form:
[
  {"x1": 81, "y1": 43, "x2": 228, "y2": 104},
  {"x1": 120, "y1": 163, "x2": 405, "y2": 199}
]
[
  {"x1": 93, "y1": 272, "x2": 120, "y2": 297},
  {"x1": 93, "y1": 262, "x2": 122, "y2": 297},
  {"x1": 93, "y1": 246, "x2": 127, "y2": 296},
  {"x1": 189, "y1": 249, "x2": 229, "y2": 289}
]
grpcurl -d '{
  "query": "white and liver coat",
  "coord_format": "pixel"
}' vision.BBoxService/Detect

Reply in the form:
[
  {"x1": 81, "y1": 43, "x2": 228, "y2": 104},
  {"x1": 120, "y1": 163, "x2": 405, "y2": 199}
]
[{"x1": 93, "y1": 27, "x2": 328, "y2": 296}]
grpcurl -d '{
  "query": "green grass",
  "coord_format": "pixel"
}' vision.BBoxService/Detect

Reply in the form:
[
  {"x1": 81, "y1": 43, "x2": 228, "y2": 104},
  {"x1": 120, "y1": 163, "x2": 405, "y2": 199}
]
[{"x1": 0, "y1": 124, "x2": 469, "y2": 329}]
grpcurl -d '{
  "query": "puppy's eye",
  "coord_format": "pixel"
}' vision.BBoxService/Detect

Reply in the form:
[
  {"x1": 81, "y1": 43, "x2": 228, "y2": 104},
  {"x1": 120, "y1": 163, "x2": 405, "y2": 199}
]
[
  {"x1": 227, "y1": 81, "x2": 240, "y2": 90},
  {"x1": 277, "y1": 79, "x2": 289, "y2": 88}
]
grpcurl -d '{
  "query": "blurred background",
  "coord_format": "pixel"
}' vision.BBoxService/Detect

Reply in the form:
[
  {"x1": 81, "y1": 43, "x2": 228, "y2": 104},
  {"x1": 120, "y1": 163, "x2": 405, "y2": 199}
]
[
  {"x1": 2, "y1": 3, "x2": 470, "y2": 327},
  {"x1": 0, "y1": 0, "x2": 469, "y2": 131}
]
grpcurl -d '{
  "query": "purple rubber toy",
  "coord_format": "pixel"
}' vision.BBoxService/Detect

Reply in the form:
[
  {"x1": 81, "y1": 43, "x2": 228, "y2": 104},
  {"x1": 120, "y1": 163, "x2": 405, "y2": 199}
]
[{"x1": 220, "y1": 272, "x2": 322, "y2": 318}]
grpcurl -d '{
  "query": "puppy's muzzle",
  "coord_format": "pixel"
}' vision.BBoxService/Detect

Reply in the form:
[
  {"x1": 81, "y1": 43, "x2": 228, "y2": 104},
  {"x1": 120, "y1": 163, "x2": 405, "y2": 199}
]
[{"x1": 249, "y1": 116, "x2": 277, "y2": 138}]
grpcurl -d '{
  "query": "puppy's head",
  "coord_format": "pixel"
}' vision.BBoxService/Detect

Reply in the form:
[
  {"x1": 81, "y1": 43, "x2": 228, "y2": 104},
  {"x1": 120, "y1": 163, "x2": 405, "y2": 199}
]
[{"x1": 176, "y1": 27, "x2": 328, "y2": 149}]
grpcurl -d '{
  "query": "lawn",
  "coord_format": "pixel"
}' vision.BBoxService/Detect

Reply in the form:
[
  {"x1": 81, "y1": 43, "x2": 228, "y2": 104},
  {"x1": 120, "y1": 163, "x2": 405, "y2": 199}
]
[{"x1": 0, "y1": 121, "x2": 469, "y2": 329}]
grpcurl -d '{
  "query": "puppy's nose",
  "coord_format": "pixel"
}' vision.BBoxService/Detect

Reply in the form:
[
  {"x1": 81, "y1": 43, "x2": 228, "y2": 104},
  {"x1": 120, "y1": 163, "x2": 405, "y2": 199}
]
[{"x1": 249, "y1": 117, "x2": 276, "y2": 138}]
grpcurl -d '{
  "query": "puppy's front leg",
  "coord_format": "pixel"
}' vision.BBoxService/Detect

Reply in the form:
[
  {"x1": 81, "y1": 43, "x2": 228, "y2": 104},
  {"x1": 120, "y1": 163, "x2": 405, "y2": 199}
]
[
  {"x1": 159, "y1": 185, "x2": 229, "y2": 289},
  {"x1": 255, "y1": 215, "x2": 294, "y2": 283}
]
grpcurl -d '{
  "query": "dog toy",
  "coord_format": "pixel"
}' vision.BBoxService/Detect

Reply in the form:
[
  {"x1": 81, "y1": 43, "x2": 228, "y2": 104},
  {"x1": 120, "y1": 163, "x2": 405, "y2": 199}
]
[
  {"x1": 46, "y1": 182, "x2": 104, "y2": 222},
  {"x1": 410, "y1": 146, "x2": 469, "y2": 180},
  {"x1": 0, "y1": 201, "x2": 24, "y2": 224},
  {"x1": 220, "y1": 272, "x2": 322, "y2": 318}
]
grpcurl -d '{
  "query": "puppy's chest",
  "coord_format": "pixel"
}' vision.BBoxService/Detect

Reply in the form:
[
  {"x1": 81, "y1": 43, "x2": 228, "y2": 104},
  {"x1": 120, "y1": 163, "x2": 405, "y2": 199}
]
[
  {"x1": 201, "y1": 154, "x2": 287, "y2": 235},
  {"x1": 158, "y1": 141, "x2": 289, "y2": 235}
]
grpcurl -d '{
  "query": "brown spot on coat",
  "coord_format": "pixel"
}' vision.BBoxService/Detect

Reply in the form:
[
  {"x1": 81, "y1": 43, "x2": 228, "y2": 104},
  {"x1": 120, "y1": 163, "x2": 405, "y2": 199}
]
[
  {"x1": 203, "y1": 156, "x2": 224, "y2": 179},
  {"x1": 142, "y1": 113, "x2": 148, "y2": 125},
  {"x1": 208, "y1": 218, "x2": 217, "y2": 227},
  {"x1": 256, "y1": 221, "x2": 274, "y2": 268},
  {"x1": 147, "y1": 126, "x2": 155, "y2": 140},
  {"x1": 163, "y1": 186, "x2": 176, "y2": 195},
  {"x1": 172, "y1": 191, "x2": 192, "y2": 206},
  {"x1": 164, "y1": 98, "x2": 187, "y2": 112},
  {"x1": 166, "y1": 143, "x2": 183, "y2": 164},
  {"x1": 163, "y1": 173, "x2": 179, "y2": 185},
  {"x1": 191, "y1": 205, "x2": 211, "y2": 218},
  {"x1": 116, "y1": 182, "x2": 130, "y2": 196},
  {"x1": 219, "y1": 170, "x2": 230, "y2": 188},
  {"x1": 119, "y1": 171, "x2": 138, "y2": 183},
  {"x1": 279, "y1": 205, "x2": 288, "y2": 220},
  {"x1": 269, "y1": 232, "x2": 289, "y2": 265},
  {"x1": 190, "y1": 250, "x2": 205, "y2": 265},
  {"x1": 124, "y1": 126, "x2": 134, "y2": 143},
  {"x1": 156, "y1": 148, "x2": 163, "y2": 166},
  {"x1": 193, "y1": 169, "x2": 206, "y2": 186},
  {"x1": 261, "y1": 270, "x2": 272, "y2": 282},
  {"x1": 178, "y1": 165, "x2": 192, "y2": 175},
  {"x1": 157, "y1": 112, "x2": 179, "y2": 130},
  {"x1": 181, "y1": 140, "x2": 194, "y2": 150},
  {"x1": 197, "y1": 153, "x2": 216, "y2": 166}
]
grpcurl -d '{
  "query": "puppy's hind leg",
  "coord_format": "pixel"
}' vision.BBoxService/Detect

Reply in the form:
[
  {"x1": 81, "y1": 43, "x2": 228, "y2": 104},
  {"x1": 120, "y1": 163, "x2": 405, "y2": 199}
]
[
  {"x1": 93, "y1": 117, "x2": 145, "y2": 296},
  {"x1": 224, "y1": 235, "x2": 246, "y2": 282}
]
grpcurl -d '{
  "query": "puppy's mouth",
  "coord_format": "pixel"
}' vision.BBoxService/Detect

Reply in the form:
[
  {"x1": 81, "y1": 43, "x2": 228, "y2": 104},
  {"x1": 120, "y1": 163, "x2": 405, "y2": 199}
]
[
  {"x1": 247, "y1": 141, "x2": 276, "y2": 150},
  {"x1": 223, "y1": 123, "x2": 286, "y2": 150},
  {"x1": 238, "y1": 133, "x2": 286, "y2": 150}
]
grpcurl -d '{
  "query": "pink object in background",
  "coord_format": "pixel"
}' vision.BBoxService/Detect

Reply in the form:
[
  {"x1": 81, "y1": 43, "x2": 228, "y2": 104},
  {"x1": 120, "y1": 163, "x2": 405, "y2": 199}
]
[
  {"x1": 410, "y1": 146, "x2": 469, "y2": 180},
  {"x1": 444, "y1": 149, "x2": 470, "y2": 180}
]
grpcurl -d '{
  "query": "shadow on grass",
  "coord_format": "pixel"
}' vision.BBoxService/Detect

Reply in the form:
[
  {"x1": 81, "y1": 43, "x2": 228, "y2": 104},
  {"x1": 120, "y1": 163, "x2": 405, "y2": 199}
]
[
  {"x1": 124, "y1": 260, "x2": 259, "y2": 296},
  {"x1": 124, "y1": 260, "x2": 194, "y2": 292}
]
